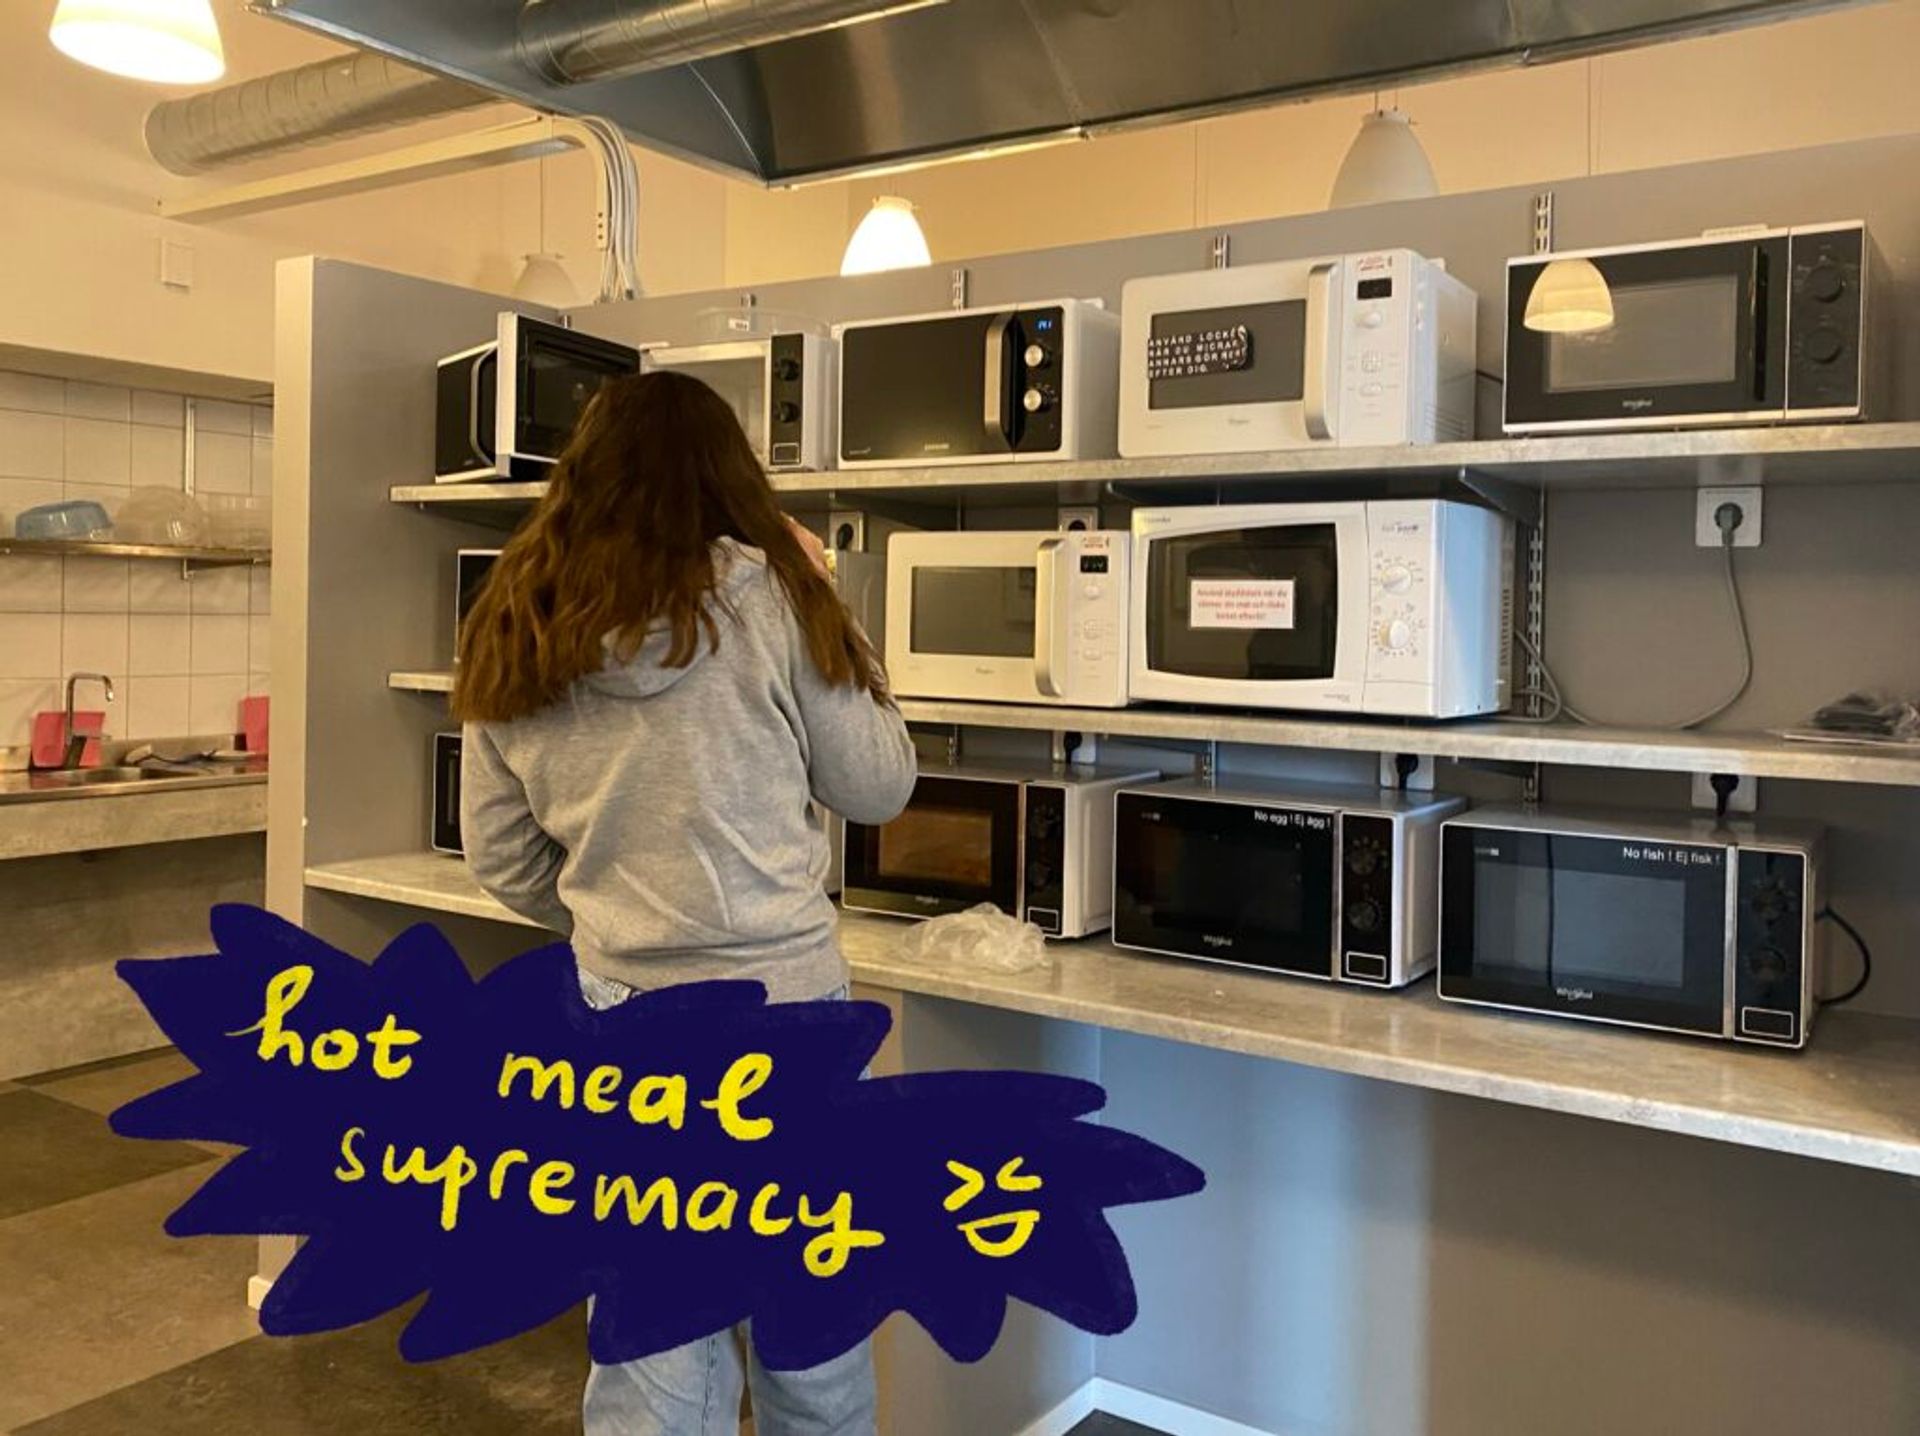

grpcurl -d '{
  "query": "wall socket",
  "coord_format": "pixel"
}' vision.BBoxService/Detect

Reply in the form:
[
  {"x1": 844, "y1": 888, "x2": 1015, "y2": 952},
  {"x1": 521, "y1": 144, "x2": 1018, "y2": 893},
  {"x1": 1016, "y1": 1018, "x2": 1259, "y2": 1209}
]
[
  {"x1": 1379, "y1": 753, "x2": 1437, "y2": 791},
  {"x1": 1057, "y1": 505, "x2": 1101, "y2": 532},
  {"x1": 1695, "y1": 486, "x2": 1763, "y2": 548},
  {"x1": 1691, "y1": 772, "x2": 1758, "y2": 813}
]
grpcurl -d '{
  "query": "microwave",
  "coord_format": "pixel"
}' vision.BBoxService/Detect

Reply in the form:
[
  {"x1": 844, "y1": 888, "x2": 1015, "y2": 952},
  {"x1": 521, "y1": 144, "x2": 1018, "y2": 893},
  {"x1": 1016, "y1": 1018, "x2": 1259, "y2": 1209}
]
[
  {"x1": 886, "y1": 530, "x2": 1128, "y2": 708},
  {"x1": 1112, "y1": 777, "x2": 1464, "y2": 988},
  {"x1": 842, "y1": 762, "x2": 1158, "y2": 938},
  {"x1": 454, "y1": 549, "x2": 501, "y2": 661},
  {"x1": 1119, "y1": 250, "x2": 1476, "y2": 457},
  {"x1": 836, "y1": 300, "x2": 1121, "y2": 467},
  {"x1": 430, "y1": 731, "x2": 463, "y2": 855},
  {"x1": 435, "y1": 313, "x2": 640, "y2": 483},
  {"x1": 1439, "y1": 805, "x2": 1826, "y2": 1048},
  {"x1": 1129, "y1": 499, "x2": 1513, "y2": 718},
  {"x1": 1504, "y1": 221, "x2": 1884, "y2": 433},
  {"x1": 644, "y1": 333, "x2": 836, "y2": 471}
]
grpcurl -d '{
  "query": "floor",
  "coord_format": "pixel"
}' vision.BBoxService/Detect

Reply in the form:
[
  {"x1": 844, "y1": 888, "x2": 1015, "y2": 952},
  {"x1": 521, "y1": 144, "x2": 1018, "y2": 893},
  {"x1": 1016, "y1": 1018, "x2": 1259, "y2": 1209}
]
[{"x1": 0, "y1": 1048, "x2": 1166, "y2": 1436}]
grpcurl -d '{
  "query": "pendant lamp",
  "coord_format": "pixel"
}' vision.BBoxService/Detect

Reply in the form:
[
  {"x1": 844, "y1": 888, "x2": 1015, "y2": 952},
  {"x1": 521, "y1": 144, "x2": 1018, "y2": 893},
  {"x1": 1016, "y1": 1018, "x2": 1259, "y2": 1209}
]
[
  {"x1": 841, "y1": 196, "x2": 932, "y2": 277},
  {"x1": 1329, "y1": 108, "x2": 1437, "y2": 209},
  {"x1": 50, "y1": 0, "x2": 226, "y2": 85}
]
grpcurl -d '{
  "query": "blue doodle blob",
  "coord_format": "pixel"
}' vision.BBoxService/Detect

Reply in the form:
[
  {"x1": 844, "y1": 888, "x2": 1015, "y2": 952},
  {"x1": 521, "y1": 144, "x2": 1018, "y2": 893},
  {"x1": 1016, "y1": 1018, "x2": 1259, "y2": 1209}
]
[{"x1": 111, "y1": 905, "x2": 1206, "y2": 1368}]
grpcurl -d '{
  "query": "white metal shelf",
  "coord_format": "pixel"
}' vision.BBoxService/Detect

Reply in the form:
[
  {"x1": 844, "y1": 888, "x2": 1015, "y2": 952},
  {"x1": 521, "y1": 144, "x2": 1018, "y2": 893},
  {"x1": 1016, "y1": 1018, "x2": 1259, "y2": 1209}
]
[
  {"x1": 389, "y1": 670, "x2": 455, "y2": 693},
  {"x1": 302, "y1": 849, "x2": 1920, "y2": 1179},
  {"x1": 391, "y1": 422, "x2": 1920, "y2": 520},
  {"x1": 0, "y1": 537, "x2": 270, "y2": 570}
]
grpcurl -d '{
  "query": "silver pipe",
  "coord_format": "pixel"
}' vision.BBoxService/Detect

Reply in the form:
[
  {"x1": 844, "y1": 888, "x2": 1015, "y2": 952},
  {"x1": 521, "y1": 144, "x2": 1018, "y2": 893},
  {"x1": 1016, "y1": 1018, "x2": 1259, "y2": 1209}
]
[
  {"x1": 518, "y1": 0, "x2": 943, "y2": 85},
  {"x1": 145, "y1": 52, "x2": 490, "y2": 176}
]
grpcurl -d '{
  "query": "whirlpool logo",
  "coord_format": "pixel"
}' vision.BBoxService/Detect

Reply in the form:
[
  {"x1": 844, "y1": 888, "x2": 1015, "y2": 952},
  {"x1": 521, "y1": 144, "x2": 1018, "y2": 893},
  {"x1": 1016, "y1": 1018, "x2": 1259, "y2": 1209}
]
[
  {"x1": 1202, "y1": 934, "x2": 1234, "y2": 949},
  {"x1": 1555, "y1": 985, "x2": 1596, "y2": 1003},
  {"x1": 1620, "y1": 397, "x2": 1656, "y2": 413}
]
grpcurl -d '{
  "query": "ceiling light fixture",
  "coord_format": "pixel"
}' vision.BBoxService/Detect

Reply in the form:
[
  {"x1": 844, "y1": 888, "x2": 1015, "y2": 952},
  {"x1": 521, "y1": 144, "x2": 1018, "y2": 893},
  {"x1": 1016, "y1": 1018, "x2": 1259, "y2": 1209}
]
[
  {"x1": 1328, "y1": 105, "x2": 1437, "y2": 209},
  {"x1": 50, "y1": 0, "x2": 226, "y2": 85},
  {"x1": 840, "y1": 196, "x2": 931, "y2": 277},
  {"x1": 512, "y1": 157, "x2": 578, "y2": 309}
]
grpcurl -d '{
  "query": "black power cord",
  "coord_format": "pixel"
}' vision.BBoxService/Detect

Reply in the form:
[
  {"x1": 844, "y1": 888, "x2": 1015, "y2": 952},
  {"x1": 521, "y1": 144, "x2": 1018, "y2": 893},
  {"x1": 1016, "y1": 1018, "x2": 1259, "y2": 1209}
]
[
  {"x1": 1817, "y1": 905, "x2": 1873, "y2": 1006},
  {"x1": 1393, "y1": 753, "x2": 1419, "y2": 792},
  {"x1": 1708, "y1": 773, "x2": 1741, "y2": 821}
]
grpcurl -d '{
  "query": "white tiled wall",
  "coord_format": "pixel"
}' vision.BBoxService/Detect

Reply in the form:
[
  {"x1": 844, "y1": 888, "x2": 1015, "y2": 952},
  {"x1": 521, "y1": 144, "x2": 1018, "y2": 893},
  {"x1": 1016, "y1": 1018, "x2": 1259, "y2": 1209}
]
[{"x1": 0, "y1": 372, "x2": 271, "y2": 748}]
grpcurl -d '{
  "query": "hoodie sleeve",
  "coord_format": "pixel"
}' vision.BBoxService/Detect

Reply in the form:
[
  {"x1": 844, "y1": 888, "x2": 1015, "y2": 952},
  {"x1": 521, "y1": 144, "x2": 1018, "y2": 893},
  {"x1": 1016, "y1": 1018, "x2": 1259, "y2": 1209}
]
[
  {"x1": 781, "y1": 598, "x2": 918, "y2": 825},
  {"x1": 460, "y1": 723, "x2": 575, "y2": 935}
]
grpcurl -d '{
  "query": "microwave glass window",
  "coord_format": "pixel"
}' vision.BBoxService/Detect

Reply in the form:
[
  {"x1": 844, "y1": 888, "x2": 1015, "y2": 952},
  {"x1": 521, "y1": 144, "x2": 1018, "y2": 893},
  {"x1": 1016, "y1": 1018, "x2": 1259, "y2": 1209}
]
[
  {"x1": 1473, "y1": 862, "x2": 1691, "y2": 990},
  {"x1": 1148, "y1": 301, "x2": 1304, "y2": 411},
  {"x1": 877, "y1": 807, "x2": 994, "y2": 886},
  {"x1": 1145, "y1": 525, "x2": 1338, "y2": 681},
  {"x1": 1546, "y1": 276, "x2": 1740, "y2": 393},
  {"x1": 841, "y1": 313, "x2": 1003, "y2": 459},
  {"x1": 911, "y1": 567, "x2": 1036, "y2": 658},
  {"x1": 522, "y1": 348, "x2": 618, "y2": 454}
]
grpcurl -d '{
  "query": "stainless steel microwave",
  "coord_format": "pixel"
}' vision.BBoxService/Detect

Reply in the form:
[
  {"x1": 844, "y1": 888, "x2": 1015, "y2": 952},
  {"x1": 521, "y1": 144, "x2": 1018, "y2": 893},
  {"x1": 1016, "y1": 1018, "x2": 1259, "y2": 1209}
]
[
  {"x1": 643, "y1": 333, "x2": 836, "y2": 471},
  {"x1": 886, "y1": 529, "x2": 1129, "y2": 708},
  {"x1": 835, "y1": 300, "x2": 1121, "y2": 467},
  {"x1": 1112, "y1": 777, "x2": 1464, "y2": 988},
  {"x1": 841, "y1": 762, "x2": 1158, "y2": 938},
  {"x1": 1439, "y1": 805, "x2": 1826, "y2": 1047},
  {"x1": 1120, "y1": 249, "x2": 1477, "y2": 457},
  {"x1": 435, "y1": 313, "x2": 640, "y2": 482},
  {"x1": 1503, "y1": 221, "x2": 1885, "y2": 433},
  {"x1": 1129, "y1": 499, "x2": 1513, "y2": 718}
]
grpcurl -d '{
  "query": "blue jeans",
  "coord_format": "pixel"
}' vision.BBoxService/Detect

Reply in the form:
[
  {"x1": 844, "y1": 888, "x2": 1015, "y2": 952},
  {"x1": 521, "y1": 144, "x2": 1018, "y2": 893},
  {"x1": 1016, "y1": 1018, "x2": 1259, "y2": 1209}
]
[{"x1": 576, "y1": 966, "x2": 877, "y2": 1436}]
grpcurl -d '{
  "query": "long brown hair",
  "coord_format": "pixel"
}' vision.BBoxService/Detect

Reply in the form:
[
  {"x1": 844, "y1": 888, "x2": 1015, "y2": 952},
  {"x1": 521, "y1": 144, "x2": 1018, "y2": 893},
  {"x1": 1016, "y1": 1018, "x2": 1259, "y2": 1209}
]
[{"x1": 452, "y1": 370, "x2": 886, "y2": 723}]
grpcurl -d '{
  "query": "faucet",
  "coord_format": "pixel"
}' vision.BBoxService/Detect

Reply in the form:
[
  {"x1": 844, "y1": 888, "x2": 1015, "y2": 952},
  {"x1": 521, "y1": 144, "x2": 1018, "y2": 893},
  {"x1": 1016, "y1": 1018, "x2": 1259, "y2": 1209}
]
[{"x1": 62, "y1": 672, "x2": 114, "y2": 770}]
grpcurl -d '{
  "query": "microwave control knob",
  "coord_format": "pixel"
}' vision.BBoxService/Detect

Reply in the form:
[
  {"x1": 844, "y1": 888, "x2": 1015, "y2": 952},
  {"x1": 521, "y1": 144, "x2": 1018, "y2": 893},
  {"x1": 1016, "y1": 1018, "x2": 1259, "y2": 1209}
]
[
  {"x1": 1805, "y1": 263, "x2": 1846, "y2": 304},
  {"x1": 1023, "y1": 343, "x2": 1050, "y2": 369},
  {"x1": 1345, "y1": 899, "x2": 1383, "y2": 934},
  {"x1": 1381, "y1": 618, "x2": 1414, "y2": 652},
  {"x1": 1345, "y1": 837, "x2": 1383, "y2": 877},
  {"x1": 1359, "y1": 310, "x2": 1386, "y2": 329},
  {"x1": 1803, "y1": 327, "x2": 1846, "y2": 365},
  {"x1": 1379, "y1": 563, "x2": 1414, "y2": 594},
  {"x1": 772, "y1": 356, "x2": 802, "y2": 382},
  {"x1": 1022, "y1": 388, "x2": 1050, "y2": 414},
  {"x1": 1744, "y1": 945, "x2": 1791, "y2": 985}
]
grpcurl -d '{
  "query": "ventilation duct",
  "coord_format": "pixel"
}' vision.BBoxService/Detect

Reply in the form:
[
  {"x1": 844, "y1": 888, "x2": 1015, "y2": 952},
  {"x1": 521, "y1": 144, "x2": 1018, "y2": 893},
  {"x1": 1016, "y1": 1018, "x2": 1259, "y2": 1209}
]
[
  {"x1": 518, "y1": 0, "x2": 943, "y2": 85},
  {"x1": 144, "y1": 52, "x2": 490, "y2": 175}
]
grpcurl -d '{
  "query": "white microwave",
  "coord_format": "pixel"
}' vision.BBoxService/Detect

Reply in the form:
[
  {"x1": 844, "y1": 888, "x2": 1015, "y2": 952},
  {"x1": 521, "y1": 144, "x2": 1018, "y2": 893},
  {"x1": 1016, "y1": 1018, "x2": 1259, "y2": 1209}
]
[
  {"x1": 1119, "y1": 250, "x2": 1477, "y2": 458},
  {"x1": 1130, "y1": 499, "x2": 1513, "y2": 718},
  {"x1": 643, "y1": 333, "x2": 835, "y2": 471},
  {"x1": 885, "y1": 530, "x2": 1129, "y2": 707}
]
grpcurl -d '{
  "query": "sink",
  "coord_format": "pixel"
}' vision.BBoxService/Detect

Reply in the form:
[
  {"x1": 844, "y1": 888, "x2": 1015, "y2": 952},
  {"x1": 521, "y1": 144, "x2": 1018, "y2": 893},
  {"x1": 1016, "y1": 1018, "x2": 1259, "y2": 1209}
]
[
  {"x1": 0, "y1": 761, "x2": 268, "y2": 805},
  {"x1": 31, "y1": 767, "x2": 161, "y2": 787}
]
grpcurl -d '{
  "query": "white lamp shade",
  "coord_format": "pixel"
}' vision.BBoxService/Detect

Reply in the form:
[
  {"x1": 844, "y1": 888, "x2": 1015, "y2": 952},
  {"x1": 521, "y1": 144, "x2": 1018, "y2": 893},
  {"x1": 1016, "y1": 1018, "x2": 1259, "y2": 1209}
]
[
  {"x1": 1524, "y1": 256, "x2": 1616, "y2": 334},
  {"x1": 512, "y1": 253, "x2": 578, "y2": 308},
  {"x1": 840, "y1": 196, "x2": 932, "y2": 277},
  {"x1": 1328, "y1": 109, "x2": 1438, "y2": 209},
  {"x1": 50, "y1": 0, "x2": 225, "y2": 84}
]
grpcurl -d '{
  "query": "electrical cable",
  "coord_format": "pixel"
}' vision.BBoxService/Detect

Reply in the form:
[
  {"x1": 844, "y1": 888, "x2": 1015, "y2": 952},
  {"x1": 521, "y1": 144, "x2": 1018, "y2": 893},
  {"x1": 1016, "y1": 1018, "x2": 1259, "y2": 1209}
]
[
  {"x1": 1501, "y1": 507, "x2": 1753, "y2": 731},
  {"x1": 1817, "y1": 905, "x2": 1873, "y2": 1006},
  {"x1": 577, "y1": 116, "x2": 641, "y2": 304}
]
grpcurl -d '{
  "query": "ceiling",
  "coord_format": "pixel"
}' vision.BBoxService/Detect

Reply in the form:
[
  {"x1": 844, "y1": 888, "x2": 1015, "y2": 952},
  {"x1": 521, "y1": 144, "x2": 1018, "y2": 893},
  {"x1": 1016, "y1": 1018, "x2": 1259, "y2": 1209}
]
[{"x1": 268, "y1": 0, "x2": 1877, "y2": 185}]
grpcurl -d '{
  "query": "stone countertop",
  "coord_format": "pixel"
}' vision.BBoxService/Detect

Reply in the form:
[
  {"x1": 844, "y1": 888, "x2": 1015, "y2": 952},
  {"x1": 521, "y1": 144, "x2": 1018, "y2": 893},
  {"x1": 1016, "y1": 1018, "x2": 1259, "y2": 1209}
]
[
  {"x1": 303, "y1": 849, "x2": 1920, "y2": 1179},
  {"x1": 0, "y1": 770, "x2": 268, "y2": 861}
]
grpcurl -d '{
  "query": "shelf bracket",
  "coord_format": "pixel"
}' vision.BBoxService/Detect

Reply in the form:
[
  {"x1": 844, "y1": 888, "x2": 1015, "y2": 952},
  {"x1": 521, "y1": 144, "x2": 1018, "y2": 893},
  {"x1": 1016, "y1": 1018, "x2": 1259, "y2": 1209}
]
[{"x1": 1454, "y1": 467, "x2": 1542, "y2": 527}]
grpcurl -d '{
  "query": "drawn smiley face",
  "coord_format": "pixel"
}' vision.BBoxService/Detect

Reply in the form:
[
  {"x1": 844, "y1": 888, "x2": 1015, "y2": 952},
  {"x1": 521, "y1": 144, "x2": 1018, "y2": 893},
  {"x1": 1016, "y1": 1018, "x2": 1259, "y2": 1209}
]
[{"x1": 943, "y1": 1156, "x2": 1044, "y2": 1258}]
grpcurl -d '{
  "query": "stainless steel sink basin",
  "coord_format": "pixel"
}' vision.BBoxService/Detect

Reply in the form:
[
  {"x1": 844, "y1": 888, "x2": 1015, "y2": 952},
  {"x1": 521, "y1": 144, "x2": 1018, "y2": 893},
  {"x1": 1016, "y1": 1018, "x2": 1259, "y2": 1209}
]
[
  {"x1": 31, "y1": 767, "x2": 163, "y2": 787},
  {"x1": 0, "y1": 760, "x2": 269, "y2": 805}
]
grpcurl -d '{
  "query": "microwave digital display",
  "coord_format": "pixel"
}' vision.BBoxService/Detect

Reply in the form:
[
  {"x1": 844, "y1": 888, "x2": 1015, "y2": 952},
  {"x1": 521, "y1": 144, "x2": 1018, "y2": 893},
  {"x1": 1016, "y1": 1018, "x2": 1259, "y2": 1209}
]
[
  {"x1": 909, "y1": 566, "x2": 1035, "y2": 658},
  {"x1": 1545, "y1": 276, "x2": 1741, "y2": 393},
  {"x1": 1145, "y1": 525, "x2": 1337, "y2": 681},
  {"x1": 1147, "y1": 301, "x2": 1303, "y2": 410}
]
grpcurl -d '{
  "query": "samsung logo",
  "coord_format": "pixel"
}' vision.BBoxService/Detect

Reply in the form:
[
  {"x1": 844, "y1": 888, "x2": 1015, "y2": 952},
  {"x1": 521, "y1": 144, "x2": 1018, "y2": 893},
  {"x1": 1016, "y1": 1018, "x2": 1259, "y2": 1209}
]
[
  {"x1": 1555, "y1": 985, "x2": 1596, "y2": 1003},
  {"x1": 1202, "y1": 933, "x2": 1235, "y2": 949}
]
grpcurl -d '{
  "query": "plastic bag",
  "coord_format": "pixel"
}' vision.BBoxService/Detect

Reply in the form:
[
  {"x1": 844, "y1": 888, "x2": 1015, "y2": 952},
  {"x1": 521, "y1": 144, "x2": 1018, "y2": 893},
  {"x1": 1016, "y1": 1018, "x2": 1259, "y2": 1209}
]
[{"x1": 899, "y1": 904, "x2": 1051, "y2": 974}]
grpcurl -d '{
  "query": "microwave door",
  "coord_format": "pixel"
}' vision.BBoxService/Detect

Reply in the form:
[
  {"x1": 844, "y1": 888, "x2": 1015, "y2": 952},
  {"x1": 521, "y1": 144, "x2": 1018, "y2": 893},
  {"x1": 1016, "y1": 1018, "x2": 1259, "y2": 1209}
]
[
  {"x1": 1505, "y1": 237, "x2": 1790, "y2": 428},
  {"x1": 1439, "y1": 828, "x2": 1730, "y2": 1033},
  {"x1": 842, "y1": 313, "x2": 1013, "y2": 463},
  {"x1": 498, "y1": 315, "x2": 642, "y2": 470},
  {"x1": 1144, "y1": 524, "x2": 1343, "y2": 683},
  {"x1": 843, "y1": 775, "x2": 1022, "y2": 919}
]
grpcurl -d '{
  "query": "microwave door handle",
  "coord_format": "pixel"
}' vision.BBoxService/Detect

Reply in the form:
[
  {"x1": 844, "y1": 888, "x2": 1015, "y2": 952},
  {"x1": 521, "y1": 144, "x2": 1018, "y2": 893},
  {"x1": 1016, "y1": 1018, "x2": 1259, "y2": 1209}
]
[
  {"x1": 1033, "y1": 537, "x2": 1066, "y2": 697},
  {"x1": 1304, "y1": 260, "x2": 1338, "y2": 441},
  {"x1": 1749, "y1": 248, "x2": 1771, "y2": 403},
  {"x1": 468, "y1": 351, "x2": 494, "y2": 467},
  {"x1": 984, "y1": 312, "x2": 1015, "y2": 451}
]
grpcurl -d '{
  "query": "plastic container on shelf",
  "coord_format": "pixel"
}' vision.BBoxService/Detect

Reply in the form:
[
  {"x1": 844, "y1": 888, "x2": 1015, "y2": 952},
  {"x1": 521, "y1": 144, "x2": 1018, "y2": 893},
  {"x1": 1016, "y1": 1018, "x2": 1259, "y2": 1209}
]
[
  {"x1": 113, "y1": 488, "x2": 208, "y2": 546},
  {"x1": 202, "y1": 493, "x2": 271, "y2": 549},
  {"x1": 14, "y1": 500, "x2": 112, "y2": 540}
]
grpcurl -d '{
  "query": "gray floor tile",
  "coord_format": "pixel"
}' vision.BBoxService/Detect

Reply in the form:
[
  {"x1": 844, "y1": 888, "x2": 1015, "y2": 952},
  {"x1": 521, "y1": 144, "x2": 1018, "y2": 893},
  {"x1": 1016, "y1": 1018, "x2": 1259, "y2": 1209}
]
[
  {"x1": 0, "y1": 1088, "x2": 209, "y2": 1220},
  {"x1": 17, "y1": 1046, "x2": 178, "y2": 1090},
  {"x1": 16, "y1": 1304, "x2": 589, "y2": 1436},
  {"x1": 0, "y1": 1164, "x2": 261, "y2": 1429},
  {"x1": 23, "y1": 1049, "x2": 233, "y2": 1159}
]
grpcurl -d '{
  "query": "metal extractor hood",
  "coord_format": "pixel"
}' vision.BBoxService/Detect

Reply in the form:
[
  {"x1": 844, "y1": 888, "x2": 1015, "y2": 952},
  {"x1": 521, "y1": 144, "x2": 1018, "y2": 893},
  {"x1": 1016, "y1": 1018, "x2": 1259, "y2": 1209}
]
[{"x1": 260, "y1": 0, "x2": 1883, "y2": 185}]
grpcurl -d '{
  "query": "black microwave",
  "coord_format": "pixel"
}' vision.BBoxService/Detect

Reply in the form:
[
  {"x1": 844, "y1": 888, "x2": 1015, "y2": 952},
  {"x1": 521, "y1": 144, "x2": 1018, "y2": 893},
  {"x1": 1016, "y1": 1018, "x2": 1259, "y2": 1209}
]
[
  {"x1": 834, "y1": 300, "x2": 1121, "y2": 468},
  {"x1": 1503, "y1": 221, "x2": 1884, "y2": 433},
  {"x1": 430, "y1": 731, "x2": 463, "y2": 855},
  {"x1": 1439, "y1": 805, "x2": 1826, "y2": 1047},
  {"x1": 454, "y1": 548, "x2": 501, "y2": 660},
  {"x1": 1112, "y1": 777, "x2": 1463, "y2": 988},
  {"x1": 435, "y1": 313, "x2": 640, "y2": 482}
]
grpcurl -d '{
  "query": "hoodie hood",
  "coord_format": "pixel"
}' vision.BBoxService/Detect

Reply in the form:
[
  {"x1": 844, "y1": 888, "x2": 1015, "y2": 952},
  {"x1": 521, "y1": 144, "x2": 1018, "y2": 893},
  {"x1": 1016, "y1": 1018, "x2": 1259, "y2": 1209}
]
[{"x1": 586, "y1": 538, "x2": 771, "y2": 700}]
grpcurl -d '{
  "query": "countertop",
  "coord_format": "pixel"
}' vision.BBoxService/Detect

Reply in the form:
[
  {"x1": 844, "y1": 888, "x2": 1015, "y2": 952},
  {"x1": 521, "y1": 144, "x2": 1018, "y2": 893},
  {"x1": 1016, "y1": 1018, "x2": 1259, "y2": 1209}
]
[
  {"x1": 303, "y1": 849, "x2": 1920, "y2": 1179},
  {"x1": 0, "y1": 764, "x2": 269, "y2": 861}
]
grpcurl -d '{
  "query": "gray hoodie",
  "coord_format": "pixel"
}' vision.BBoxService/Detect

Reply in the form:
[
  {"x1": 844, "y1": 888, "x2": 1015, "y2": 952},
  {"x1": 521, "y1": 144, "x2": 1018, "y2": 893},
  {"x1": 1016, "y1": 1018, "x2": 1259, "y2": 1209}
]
[{"x1": 461, "y1": 538, "x2": 917, "y2": 1002}]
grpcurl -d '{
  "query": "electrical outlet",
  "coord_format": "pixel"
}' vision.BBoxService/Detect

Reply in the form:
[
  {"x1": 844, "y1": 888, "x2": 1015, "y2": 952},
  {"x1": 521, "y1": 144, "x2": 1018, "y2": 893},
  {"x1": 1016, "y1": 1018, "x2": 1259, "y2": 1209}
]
[
  {"x1": 1056, "y1": 505, "x2": 1100, "y2": 533},
  {"x1": 1696, "y1": 486, "x2": 1763, "y2": 548},
  {"x1": 1692, "y1": 772, "x2": 1758, "y2": 814},
  {"x1": 1379, "y1": 753, "x2": 1436, "y2": 791}
]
